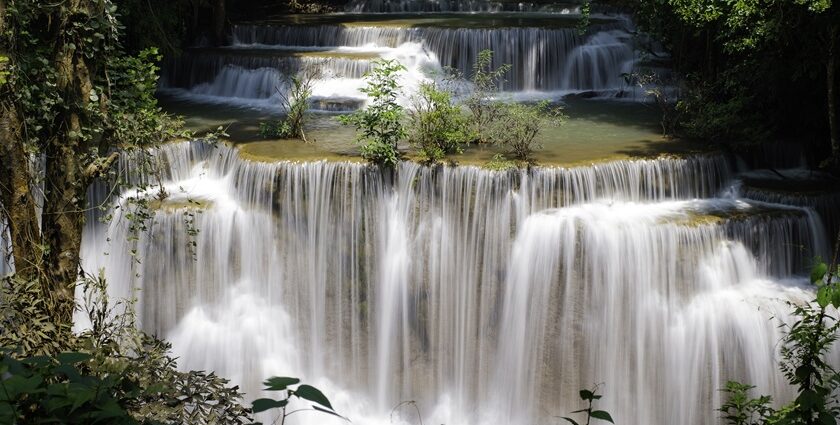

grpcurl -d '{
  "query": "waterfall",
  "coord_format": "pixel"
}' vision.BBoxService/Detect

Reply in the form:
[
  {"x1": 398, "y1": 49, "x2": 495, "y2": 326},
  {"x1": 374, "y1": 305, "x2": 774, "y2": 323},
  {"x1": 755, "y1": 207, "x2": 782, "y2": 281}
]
[
  {"x1": 74, "y1": 140, "x2": 835, "y2": 424},
  {"x1": 227, "y1": 23, "x2": 634, "y2": 92},
  {"x1": 1, "y1": 219, "x2": 11, "y2": 278},
  {"x1": 345, "y1": 0, "x2": 582, "y2": 13},
  {"x1": 160, "y1": 15, "x2": 648, "y2": 109}
]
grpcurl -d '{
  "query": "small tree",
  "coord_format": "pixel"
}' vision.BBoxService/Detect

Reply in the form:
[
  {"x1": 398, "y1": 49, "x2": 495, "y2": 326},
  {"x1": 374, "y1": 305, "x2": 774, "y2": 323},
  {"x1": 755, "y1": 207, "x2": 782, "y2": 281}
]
[
  {"x1": 407, "y1": 81, "x2": 472, "y2": 163},
  {"x1": 623, "y1": 70, "x2": 681, "y2": 137},
  {"x1": 339, "y1": 59, "x2": 406, "y2": 167},
  {"x1": 464, "y1": 50, "x2": 511, "y2": 144},
  {"x1": 490, "y1": 100, "x2": 566, "y2": 163},
  {"x1": 260, "y1": 65, "x2": 321, "y2": 142}
]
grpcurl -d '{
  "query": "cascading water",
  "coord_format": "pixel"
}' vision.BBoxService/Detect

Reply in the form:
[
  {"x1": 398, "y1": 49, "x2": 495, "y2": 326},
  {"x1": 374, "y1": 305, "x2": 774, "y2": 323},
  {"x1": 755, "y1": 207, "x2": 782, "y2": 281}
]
[
  {"x1": 71, "y1": 140, "x2": 838, "y2": 425},
  {"x1": 159, "y1": 7, "x2": 652, "y2": 110},
  {"x1": 0, "y1": 3, "x2": 830, "y2": 424}
]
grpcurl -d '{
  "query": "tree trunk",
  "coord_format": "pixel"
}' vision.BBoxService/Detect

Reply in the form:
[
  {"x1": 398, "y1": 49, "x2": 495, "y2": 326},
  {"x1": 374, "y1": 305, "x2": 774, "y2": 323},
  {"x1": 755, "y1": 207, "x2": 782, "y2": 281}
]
[
  {"x1": 213, "y1": 0, "x2": 226, "y2": 46},
  {"x1": 0, "y1": 107, "x2": 42, "y2": 281},
  {"x1": 828, "y1": 23, "x2": 839, "y2": 165},
  {"x1": 40, "y1": 0, "x2": 97, "y2": 324},
  {"x1": 0, "y1": 0, "x2": 43, "y2": 282}
]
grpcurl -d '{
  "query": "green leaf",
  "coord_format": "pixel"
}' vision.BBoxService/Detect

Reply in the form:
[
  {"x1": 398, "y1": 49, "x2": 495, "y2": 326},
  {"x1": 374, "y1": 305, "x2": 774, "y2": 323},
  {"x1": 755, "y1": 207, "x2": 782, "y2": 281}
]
[
  {"x1": 590, "y1": 410, "x2": 614, "y2": 423},
  {"x1": 830, "y1": 287, "x2": 840, "y2": 309},
  {"x1": 252, "y1": 398, "x2": 288, "y2": 413},
  {"x1": 1, "y1": 375, "x2": 44, "y2": 399},
  {"x1": 263, "y1": 377, "x2": 300, "y2": 391},
  {"x1": 811, "y1": 262, "x2": 828, "y2": 284},
  {"x1": 294, "y1": 384, "x2": 333, "y2": 409},
  {"x1": 561, "y1": 417, "x2": 581, "y2": 425},
  {"x1": 313, "y1": 405, "x2": 346, "y2": 420},
  {"x1": 579, "y1": 389, "x2": 594, "y2": 401},
  {"x1": 817, "y1": 286, "x2": 831, "y2": 308}
]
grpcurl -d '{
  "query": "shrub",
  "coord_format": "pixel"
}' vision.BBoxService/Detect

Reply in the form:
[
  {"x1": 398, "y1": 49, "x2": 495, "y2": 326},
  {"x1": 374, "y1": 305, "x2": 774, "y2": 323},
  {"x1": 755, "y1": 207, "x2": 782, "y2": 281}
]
[
  {"x1": 407, "y1": 81, "x2": 472, "y2": 163},
  {"x1": 490, "y1": 100, "x2": 566, "y2": 162},
  {"x1": 675, "y1": 73, "x2": 769, "y2": 146},
  {"x1": 464, "y1": 50, "x2": 511, "y2": 144},
  {"x1": 339, "y1": 59, "x2": 406, "y2": 167},
  {"x1": 260, "y1": 66, "x2": 321, "y2": 141},
  {"x1": 483, "y1": 153, "x2": 517, "y2": 171}
]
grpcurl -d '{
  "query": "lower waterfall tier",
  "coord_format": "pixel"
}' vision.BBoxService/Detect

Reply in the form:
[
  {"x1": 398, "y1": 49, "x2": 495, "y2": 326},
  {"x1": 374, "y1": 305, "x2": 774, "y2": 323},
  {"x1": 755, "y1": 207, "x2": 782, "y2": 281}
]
[{"x1": 68, "y1": 141, "x2": 838, "y2": 425}]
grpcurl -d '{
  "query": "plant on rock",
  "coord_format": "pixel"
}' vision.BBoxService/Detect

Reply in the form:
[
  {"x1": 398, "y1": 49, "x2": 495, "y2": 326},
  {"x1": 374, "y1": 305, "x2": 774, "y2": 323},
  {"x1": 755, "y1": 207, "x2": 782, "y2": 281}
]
[
  {"x1": 407, "y1": 81, "x2": 472, "y2": 163},
  {"x1": 464, "y1": 49, "x2": 511, "y2": 144},
  {"x1": 339, "y1": 59, "x2": 406, "y2": 167},
  {"x1": 260, "y1": 65, "x2": 321, "y2": 142},
  {"x1": 491, "y1": 100, "x2": 566, "y2": 163}
]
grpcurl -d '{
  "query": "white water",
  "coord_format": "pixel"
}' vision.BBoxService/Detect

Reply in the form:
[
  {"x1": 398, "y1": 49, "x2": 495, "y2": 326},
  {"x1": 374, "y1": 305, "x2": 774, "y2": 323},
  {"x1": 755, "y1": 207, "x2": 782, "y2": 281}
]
[
  {"x1": 69, "y1": 141, "x2": 837, "y2": 425},
  {"x1": 346, "y1": 0, "x2": 581, "y2": 13},
  {"x1": 159, "y1": 13, "x2": 656, "y2": 110}
]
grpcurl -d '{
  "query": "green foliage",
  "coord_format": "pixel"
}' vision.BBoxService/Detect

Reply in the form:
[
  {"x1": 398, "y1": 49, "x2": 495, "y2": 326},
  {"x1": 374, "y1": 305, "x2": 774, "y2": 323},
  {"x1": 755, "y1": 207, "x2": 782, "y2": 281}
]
[
  {"x1": 0, "y1": 274, "x2": 251, "y2": 424},
  {"x1": 483, "y1": 153, "x2": 518, "y2": 171},
  {"x1": 407, "y1": 81, "x2": 472, "y2": 163},
  {"x1": 105, "y1": 47, "x2": 190, "y2": 148},
  {"x1": 464, "y1": 50, "x2": 512, "y2": 144},
  {"x1": 577, "y1": 0, "x2": 592, "y2": 35},
  {"x1": 339, "y1": 59, "x2": 406, "y2": 167},
  {"x1": 490, "y1": 100, "x2": 565, "y2": 162},
  {"x1": 5, "y1": 1, "x2": 185, "y2": 152},
  {"x1": 718, "y1": 382, "x2": 774, "y2": 425},
  {"x1": 0, "y1": 351, "x2": 139, "y2": 424},
  {"x1": 259, "y1": 120, "x2": 294, "y2": 139},
  {"x1": 674, "y1": 74, "x2": 769, "y2": 145},
  {"x1": 0, "y1": 56, "x2": 9, "y2": 86},
  {"x1": 561, "y1": 386, "x2": 614, "y2": 425},
  {"x1": 720, "y1": 259, "x2": 840, "y2": 425},
  {"x1": 0, "y1": 279, "x2": 70, "y2": 357},
  {"x1": 632, "y1": 0, "x2": 839, "y2": 161},
  {"x1": 259, "y1": 67, "x2": 320, "y2": 142}
]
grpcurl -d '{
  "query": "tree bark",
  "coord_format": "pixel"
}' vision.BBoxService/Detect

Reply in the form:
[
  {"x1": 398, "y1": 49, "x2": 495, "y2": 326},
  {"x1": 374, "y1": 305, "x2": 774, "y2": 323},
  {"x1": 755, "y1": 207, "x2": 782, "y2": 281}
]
[
  {"x1": 40, "y1": 0, "x2": 97, "y2": 323},
  {"x1": 0, "y1": 0, "x2": 43, "y2": 281},
  {"x1": 828, "y1": 23, "x2": 839, "y2": 165},
  {"x1": 0, "y1": 104, "x2": 43, "y2": 281},
  {"x1": 212, "y1": 0, "x2": 226, "y2": 46}
]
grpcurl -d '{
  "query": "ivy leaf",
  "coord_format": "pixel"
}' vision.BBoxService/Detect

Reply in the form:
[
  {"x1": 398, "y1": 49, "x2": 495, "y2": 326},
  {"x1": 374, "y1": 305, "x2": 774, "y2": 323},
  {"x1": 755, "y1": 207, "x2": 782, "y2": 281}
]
[
  {"x1": 817, "y1": 286, "x2": 831, "y2": 308},
  {"x1": 313, "y1": 405, "x2": 346, "y2": 420},
  {"x1": 811, "y1": 262, "x2": 828, "y2": 284},
  {"x1": 590, "y1": 410, "x2": 614, "y2": 423},
  {"x1": 263, "y1": 377, "x2": 300, "y2": 391},
  {"x1": 252, "y1": 398, "x2": 288, "y2": 413},
  {"x1": 294, "y1": 384, "x2": 333, "y2": 409},
  {"x1": 57, "y1": 352, "x2": 92, "y2": 365}
]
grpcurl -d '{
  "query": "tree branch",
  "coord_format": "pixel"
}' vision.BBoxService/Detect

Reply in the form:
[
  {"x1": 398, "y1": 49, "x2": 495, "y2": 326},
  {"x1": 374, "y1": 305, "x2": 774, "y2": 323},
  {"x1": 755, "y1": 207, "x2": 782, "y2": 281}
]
[{"x1": 83, "y1": 152, "x2": 119, "y2": 184}]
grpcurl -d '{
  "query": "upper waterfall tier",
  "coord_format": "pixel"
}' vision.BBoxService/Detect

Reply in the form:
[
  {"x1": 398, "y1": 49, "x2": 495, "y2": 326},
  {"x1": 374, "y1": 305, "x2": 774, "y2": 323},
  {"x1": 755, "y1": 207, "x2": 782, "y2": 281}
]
[
  {"x1": 228, "y1": 18, "x2": 637, "y2": 92},
  {"x1": 346, "y1": 0, "x2": 583, "y2": 13},
  {"x1": 159, "y1": 13, "x2": 660, "y2": 108}
]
